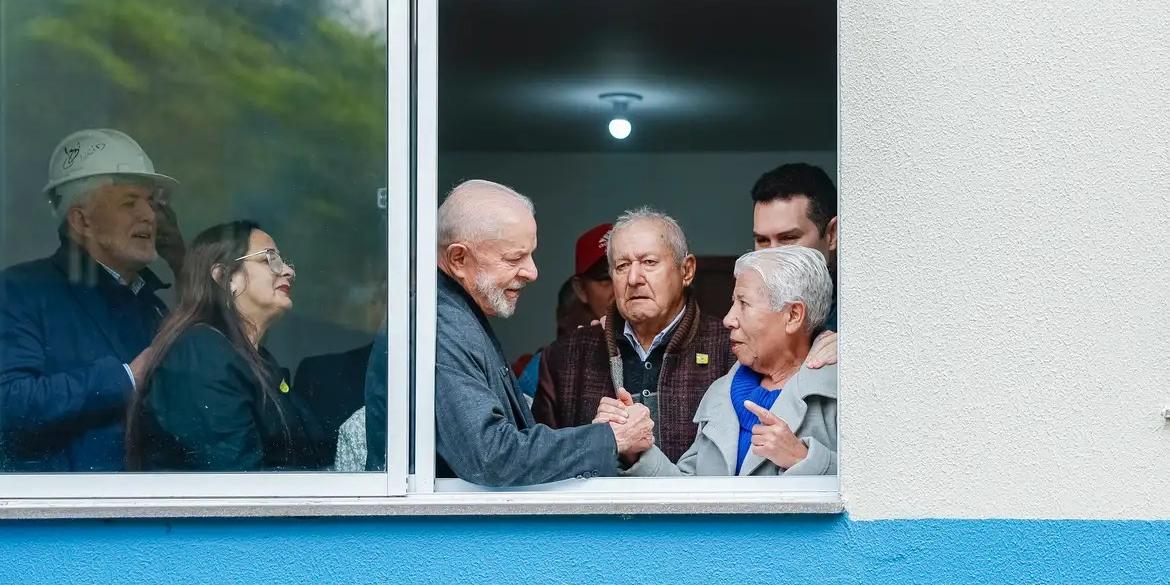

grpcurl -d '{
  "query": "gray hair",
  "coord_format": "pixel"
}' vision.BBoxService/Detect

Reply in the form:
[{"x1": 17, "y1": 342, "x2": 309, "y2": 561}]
[
  {"x1": 605, "y1": 206, "x2": 689, "y2": 266},
  {"x1": 733, "y1": 246, "x2": 833, "y2": 331},
  {"x1": 50, "y1": 174, "x2": 155, "y2": 219},
  {"x1": 437, "y1": 179, "x2": 534, "y2": 248}
]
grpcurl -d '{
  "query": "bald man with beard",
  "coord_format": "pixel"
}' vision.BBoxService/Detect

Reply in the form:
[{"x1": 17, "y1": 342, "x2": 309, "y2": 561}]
[{"x1": 431, "y1": 180, "x2": 654, "y2": 486}]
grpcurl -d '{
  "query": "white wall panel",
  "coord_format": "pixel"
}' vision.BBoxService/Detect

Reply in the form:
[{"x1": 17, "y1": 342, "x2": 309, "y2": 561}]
[{"x1": 840, "y1": 0, "x2": 1170, "y2": 519}]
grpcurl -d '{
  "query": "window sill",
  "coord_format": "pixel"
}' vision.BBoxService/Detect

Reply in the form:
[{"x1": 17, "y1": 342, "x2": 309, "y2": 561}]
[
  {"x1": 0, "y1": 475, "x2": 840, "y2": 519},
  {"x1": 0, "y1": 491, "x2": 842, "y2": 519}
]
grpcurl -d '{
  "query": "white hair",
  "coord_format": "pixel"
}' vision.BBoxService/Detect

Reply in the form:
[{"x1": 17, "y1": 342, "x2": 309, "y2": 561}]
[
  {"x1": 437, "y1": 179, "x2": 534, "y2": 248},
  {"x1": 605, "y1": 206, "x2": 689, "y2": 266},
  {"x1": 50, "y1": 174, "x2": 156, "y2": 220},
  {"x1": 51, "y1": 175, "x2": 112, "y2": 216},
  {"x1": 733, "y1": 246, "x2": 833, "y2": 331}
]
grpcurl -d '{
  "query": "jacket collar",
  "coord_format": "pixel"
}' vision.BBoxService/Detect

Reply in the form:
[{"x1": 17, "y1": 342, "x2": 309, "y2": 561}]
[
  {"x1": 694, "y1": 361, "x2": 838, "y2": 476},
  {"x1": 437, "y1": 269, "x2": 498, "y2": 342},
  {"x1": 438, "y1": 268, "x2": 495, "y2": 345},
  {"x1": 49, "y1": 241, "x2": 169, "y2": 295},
  {"x1": 620, "y1": 306, "x2": 685, "y2": 361},
  {"x1": 436, "y1": 268, "x2": 532, "y2": 427},
  {"x1": 437, "y1": 269, "x2": 482, "y2": 318},
  {"x1": 49, "y1": 243, "x2": 169, "y2": 362},
  {"x1": 599, "y1": 291, "x2": 703, "y2": 392},
  {"x1": 603, "y1": 291, "x2": 702, "y2": 360}
]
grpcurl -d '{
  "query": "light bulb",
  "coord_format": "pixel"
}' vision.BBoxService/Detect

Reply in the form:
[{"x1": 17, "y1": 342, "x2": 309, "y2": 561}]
[{"x1": 608, "y1": 117, "x2": 632, "y2": 140}]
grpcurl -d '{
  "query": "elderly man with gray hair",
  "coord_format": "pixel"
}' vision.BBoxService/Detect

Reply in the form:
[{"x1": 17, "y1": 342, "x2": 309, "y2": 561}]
[
  {"x1": 0, "y1": 129, "x2": 184, "y2": 471},
  {"x1": 534, "y1": 207, "x2": 737, "y2": 463},
  {"x1": 620, "y1": 245, "x2": 838, "y2": 477},
  {"x1": 431, "y1": 180, "x2": 654, "y2": 486}
]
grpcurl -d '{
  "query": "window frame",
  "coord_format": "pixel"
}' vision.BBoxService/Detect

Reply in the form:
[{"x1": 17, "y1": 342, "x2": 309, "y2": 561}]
[
  {"x1": 407, "y1": 0, "x2": 843, "y2": 512},
  {"x1": 0, "y1": 0, "x2": 844, "y2": 518}
]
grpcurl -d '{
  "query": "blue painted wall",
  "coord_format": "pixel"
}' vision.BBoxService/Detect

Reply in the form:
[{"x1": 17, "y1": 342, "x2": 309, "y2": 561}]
[{"x1": 1, "y1": 515, "x2": 1167, "y2": 584}]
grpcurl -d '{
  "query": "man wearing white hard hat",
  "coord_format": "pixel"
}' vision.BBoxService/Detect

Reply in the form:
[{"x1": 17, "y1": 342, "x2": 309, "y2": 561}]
[{"x1": 0, "y1": 128, "x2": 185, "y2": 471}]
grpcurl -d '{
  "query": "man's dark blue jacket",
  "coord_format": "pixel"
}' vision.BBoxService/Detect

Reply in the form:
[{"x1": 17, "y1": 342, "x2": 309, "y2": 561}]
[{"x1": 0, "y1": 243, "x2": 167, "y2": 471}]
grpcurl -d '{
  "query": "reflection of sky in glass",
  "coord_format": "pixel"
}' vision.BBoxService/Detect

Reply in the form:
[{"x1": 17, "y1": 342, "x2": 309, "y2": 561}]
[{"x1": 329, "y1": 0, "x2": 387, "y2": 38}]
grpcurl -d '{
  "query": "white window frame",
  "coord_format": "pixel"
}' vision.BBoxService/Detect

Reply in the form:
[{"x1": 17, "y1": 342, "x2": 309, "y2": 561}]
[
  {"x1": 0, "y1": 0, "x2": 412, "y2": 508},
  {"x1": 407, "y1": 0, "x2": 842, "y2": 514},
  {"x1": 0, "y1": 0, "x2": 843, "y2": 518}
]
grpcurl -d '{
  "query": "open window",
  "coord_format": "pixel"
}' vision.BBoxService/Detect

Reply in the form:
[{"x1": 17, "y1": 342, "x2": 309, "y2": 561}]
[{"x1": 414, "y1": 0, "x2": 841, "y2": 508}]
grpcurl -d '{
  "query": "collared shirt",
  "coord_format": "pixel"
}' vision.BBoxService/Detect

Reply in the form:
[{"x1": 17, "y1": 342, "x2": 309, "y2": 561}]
[
  {"x1": 97, "y1": 262, "x2": 147, "y2": 295},
  {"x1": 622, "y1": 307, "x2": 686, "y2": 362},
  {"x1": 96, "y1": 262, "x2": 148, "y2": 388}
]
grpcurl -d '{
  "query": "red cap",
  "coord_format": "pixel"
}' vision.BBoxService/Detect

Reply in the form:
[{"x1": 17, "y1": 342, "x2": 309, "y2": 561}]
[{"x1": 574, "y1": 223, "x2": 612, "y2": 276}]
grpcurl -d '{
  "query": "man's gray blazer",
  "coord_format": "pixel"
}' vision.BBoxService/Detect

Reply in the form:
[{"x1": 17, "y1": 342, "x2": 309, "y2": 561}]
[{"x1": 435, "y1": 271, "x2": 618, "y2": 486}]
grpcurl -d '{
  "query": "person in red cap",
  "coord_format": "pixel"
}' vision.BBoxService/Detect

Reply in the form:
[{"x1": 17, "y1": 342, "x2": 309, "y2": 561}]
[
  {"x1": 570, "y1": 222, "x2": 615, "y2": 322},
  {"x1": 512, "y1": 224, "x2": 615, "y2": 400}
]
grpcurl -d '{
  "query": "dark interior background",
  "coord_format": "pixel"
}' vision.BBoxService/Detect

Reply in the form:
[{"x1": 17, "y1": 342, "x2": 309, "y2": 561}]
[
  {"x1": 440, "y1": 0, "x2": 836, "y2": 152},
  {"x1": 438, "y1": 0, "x2": 837, "y2": 358}
]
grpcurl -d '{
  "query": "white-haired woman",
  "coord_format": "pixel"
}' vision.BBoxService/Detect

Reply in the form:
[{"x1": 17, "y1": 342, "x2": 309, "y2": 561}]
[{"x1": 621, "y1": 245, "x2": 837, "y2": 477}]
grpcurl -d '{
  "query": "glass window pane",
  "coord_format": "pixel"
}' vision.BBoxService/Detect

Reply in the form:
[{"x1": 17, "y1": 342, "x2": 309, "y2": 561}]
[{"x1": 0, "y1": 0, "x2": 394, "y2": 474}]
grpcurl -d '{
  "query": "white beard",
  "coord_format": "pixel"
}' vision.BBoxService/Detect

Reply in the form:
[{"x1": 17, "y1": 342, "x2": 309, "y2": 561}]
[{"x1": 474, "y1": 272, "x2": 521, "y2": 318}]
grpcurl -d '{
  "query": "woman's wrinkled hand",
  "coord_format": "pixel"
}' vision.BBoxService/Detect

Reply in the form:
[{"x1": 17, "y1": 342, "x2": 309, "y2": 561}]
[{"x1": 744, "y1": 400, "x2": 807, "y2": 469}]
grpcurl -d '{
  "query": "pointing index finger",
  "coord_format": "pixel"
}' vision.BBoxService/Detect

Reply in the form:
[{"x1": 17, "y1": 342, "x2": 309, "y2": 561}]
[{"x1": 743, "y1": 400, "x2": 779, "y2": 425}]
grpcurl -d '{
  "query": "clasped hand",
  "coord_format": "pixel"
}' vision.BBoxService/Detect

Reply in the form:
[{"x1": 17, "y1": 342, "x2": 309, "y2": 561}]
[{"x1": 593, "y1": 388, "x2": 654, "y2": 463}]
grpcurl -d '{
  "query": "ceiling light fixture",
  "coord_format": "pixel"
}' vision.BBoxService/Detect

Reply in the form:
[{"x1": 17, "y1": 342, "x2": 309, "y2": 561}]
[{"x1": 599, "y1": 92, "x2": 642, "y2": 140}]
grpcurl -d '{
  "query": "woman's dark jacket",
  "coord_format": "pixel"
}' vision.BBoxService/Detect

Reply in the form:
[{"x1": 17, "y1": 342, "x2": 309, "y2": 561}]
[{"x1": 139, "y1": 325, "x2": 324, "y2": 471}]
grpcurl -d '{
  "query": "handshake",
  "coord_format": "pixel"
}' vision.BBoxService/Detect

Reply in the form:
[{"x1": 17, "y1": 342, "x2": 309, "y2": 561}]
[{"x1": 592, "y1": 388, "x2": 655, "y2": 464}]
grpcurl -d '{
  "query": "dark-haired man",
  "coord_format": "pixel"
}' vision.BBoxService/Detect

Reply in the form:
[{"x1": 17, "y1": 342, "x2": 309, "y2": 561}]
[{"x1": 751, "y1": 162, "x2": 838, "y2": 331}]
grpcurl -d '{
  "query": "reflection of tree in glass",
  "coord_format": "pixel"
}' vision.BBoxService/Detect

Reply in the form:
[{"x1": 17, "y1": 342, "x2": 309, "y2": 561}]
[{"x1": 6, "y1": 0, "x2": 388, "y2": 331}]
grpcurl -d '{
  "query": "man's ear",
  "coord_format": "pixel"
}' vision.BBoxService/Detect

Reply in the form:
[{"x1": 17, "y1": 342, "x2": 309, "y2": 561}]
[
  {"x1": 785, "y1": 302, "x2": 809, "y2": 335},
  {"x1": 826, "y1": 216, "x2": 839, "y2": 253},
  {"x1": 680, "y1": 254, "x2": 698, "y2": 287},
  {"x1": 65, "y1": 206, "x2": 90, "y2": 240},
  {"x1": 443, "y1": 243, "x2": 472, "y2": 280}
]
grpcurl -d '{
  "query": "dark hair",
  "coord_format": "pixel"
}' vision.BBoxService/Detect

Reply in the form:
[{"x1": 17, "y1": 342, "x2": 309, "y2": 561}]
[
  {"x1": 557, "y1": 278, "x2": 577, "y2": 312},
  {"x1": 124, "y1": 220, "x2": 286, "y2": 470},
  {"x1": 750, "y1": 163, "x2": 838, "y2": 237},
  {"x1": 579, "y1": 256, "x2": 610, "y2": 281}
]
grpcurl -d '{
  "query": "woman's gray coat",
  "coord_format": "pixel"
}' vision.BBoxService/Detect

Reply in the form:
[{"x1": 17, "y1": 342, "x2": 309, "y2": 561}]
[{"x1": 622, "y1": 363, "x2": 837, "y2": 477}]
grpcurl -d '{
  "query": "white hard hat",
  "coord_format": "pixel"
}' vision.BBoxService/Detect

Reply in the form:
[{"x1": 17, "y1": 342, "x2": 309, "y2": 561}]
[{"x1": 42, "y1": 128, "x2": 179, "y2": 199}]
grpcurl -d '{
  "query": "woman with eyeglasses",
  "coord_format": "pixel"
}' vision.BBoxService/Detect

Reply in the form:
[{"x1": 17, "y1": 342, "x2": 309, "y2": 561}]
[{"x1": 124, "y1": 220, "x2": 324, "y2": 471}]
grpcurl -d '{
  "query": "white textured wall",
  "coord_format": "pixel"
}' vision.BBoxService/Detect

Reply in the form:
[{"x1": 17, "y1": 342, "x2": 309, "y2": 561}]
[
  {"x1": 840, "y1": 1, "x2": 1170, "y2": 519},
  {"x1": 440, "y1": 151, "x2": 836, "y2": 358}
]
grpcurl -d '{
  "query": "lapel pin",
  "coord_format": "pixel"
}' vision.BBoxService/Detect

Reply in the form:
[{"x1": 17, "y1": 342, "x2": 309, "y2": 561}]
[
  {"x1": 279, "y1": 379, "x2": 290, "y2": 394},
  {"x1": 696, "y1": 353, "x2": 709, "y2": 365}
]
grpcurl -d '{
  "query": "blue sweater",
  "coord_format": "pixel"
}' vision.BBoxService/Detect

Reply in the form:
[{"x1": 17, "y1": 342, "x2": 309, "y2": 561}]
[{"x1": 729, "y1": 365, "x2": 781, "y2": 474}]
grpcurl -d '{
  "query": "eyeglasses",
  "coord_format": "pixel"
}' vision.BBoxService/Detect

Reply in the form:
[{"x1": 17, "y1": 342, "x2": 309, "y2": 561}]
[{"x1": 234, "y1": 248, "x2": 295, "y2": 277}]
